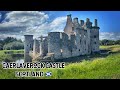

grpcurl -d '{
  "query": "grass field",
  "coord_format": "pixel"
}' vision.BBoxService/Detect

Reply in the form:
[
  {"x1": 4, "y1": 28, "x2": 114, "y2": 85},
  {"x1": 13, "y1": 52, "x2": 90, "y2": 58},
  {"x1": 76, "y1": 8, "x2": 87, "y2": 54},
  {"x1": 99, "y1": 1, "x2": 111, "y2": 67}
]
[{"x1": 0, "y1": 45, "x2": 120, "y2": 79}]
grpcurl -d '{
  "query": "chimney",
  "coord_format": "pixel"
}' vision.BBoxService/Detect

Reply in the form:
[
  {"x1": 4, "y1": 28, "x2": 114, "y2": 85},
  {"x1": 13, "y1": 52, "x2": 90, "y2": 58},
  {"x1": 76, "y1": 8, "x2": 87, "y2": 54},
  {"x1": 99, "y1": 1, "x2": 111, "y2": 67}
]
[
  {"x1": 94, "y1": 19, "x2": 97, "y2": 27},
  {"x1": 80, "y1": 20, "x2": 84, "y2": 26},
  {"x1": 73, "y1": 17, "x2": 78, "y2": 23},
  {"x1": 67, "y1": 14, "x2": 72, "y2": 23},
  {"x1": 86, "y1": 18, "x2": 90, "y2": 22}
]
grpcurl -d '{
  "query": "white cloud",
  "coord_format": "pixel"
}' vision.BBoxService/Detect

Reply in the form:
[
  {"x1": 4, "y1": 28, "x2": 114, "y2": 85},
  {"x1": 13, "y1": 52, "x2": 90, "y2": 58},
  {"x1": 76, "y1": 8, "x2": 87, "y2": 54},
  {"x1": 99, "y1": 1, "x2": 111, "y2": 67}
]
[
  {"x1": 100, "y1": 32, "x2": 120, "y2": 40},
  {"x1": 0, "y1": 12, "x2": 120, "y2": 41},
  {"x1": 49, "y1": 16, "x2": 66, "y2": 32},
  {"x1": 0, "y1": 11, "x2": 67, "y2": 40},
  {"x1": 0, "y1": 11, "x2": 49, "y2": 36}
]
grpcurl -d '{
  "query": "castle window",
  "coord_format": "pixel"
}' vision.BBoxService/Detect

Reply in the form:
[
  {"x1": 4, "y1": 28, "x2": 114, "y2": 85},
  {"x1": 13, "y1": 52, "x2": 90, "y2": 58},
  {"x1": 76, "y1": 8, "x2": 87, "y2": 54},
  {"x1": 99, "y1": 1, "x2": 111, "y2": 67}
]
[
  {"x1": 79, "y1": 49, "x2": 80, "y2": 51},
  {"x1": 60, "y1": 49, "x2": 63, "y2": 53},
  {"x1": 84, "y1": 35, "x2": 86, "y2": 38},
  {"x1": 85, "y1": 41, "x2": 86, "y2": 45},
  {"x1": 94, "y1": 42, "x2": 96, "y2": 44},
  {"x1": 80, "y1": 39, "x2": 81, "y2": 43},
  {"x1": 30, "y1": 44, "x2": 31, "y2": 48},
  {"x1": 80, "y1": 34, "x2": 81, "y2": 37},
  {"x1": 94, "y1": 35, "x2": 96, "y2": 38}
]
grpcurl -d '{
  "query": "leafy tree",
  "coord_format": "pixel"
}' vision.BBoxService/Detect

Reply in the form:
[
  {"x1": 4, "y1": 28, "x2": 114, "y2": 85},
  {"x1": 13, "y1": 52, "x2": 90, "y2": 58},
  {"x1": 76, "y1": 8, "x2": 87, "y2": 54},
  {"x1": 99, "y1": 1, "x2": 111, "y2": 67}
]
[
  {"x1": 3, "y1": 41, "x2": 24, "y2": 50},
  {"x1": 3, "y1": 37, "x2": 17, "y2": 44}
]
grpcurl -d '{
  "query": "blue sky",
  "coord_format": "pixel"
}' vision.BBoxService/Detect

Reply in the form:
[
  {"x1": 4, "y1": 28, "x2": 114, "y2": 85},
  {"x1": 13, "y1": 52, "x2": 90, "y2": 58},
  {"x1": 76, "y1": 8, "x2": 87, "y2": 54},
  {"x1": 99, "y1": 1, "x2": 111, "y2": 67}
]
[{"x1": 0, "y1": 11, "x2": 120, "y2": 40}]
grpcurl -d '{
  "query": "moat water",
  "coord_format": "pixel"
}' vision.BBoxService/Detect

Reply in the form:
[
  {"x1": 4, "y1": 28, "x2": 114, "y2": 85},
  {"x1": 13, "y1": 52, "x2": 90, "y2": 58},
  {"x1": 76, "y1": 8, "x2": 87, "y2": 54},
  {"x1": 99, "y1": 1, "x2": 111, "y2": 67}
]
[{"x1": 16, "y1": 59, "x2": 24, "y2": 63}]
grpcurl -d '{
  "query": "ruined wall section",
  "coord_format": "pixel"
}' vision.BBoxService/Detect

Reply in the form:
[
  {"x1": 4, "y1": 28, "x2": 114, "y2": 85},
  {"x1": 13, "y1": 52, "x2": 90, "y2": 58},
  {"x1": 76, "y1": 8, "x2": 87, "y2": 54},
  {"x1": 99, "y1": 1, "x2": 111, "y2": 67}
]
[
  {"x1": 76, "y1": 28, "x2": 86, "y2": 55},
  {"x1": 48, "y1": 32, "x2": 80, "y2": 59},
  {"x1": 69, "y1": 33, "x2": 78, "y2": 57},
  {"x1": 91, "y1": 27, "x2": 100, "y2": 52},
  {"x1": 42, "y1": 38, "x2": 48, "y2": 56},
  {"x1": 33, "y1": 39, "x2": 40, "y2": 57},
  {"x1": 86, "y1": 29, "x2": 91, "y2": 54},
  {"x1": 48, "y1": 32, "x2": 62, "y2": 59},
  {"x1": 90, "y1": 19, "x2": 100, "y2": 53},
  {"x1": 61, "y1": 33, "x2": 71, "y2": 58}
]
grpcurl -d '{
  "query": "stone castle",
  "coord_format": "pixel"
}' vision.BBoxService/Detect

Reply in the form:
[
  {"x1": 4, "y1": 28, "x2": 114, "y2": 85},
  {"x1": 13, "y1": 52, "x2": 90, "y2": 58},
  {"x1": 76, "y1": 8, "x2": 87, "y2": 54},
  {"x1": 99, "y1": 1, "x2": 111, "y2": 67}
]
[{"x1": 24, "y1": 14, "x2": 100, "y2": 62}]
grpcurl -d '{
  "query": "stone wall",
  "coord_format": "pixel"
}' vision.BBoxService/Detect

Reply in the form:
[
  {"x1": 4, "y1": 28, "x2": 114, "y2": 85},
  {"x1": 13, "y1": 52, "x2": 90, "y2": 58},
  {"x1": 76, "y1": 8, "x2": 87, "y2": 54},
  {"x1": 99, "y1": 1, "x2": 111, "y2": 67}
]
[
  {"x1": 48, "y1": 32, "x2": 62, "y2": 59},
  {"x1": 91, "y1": 27, "x2": 100, "y2": 52},
  {"x1": 33, "y1": 39, "x2": 40, "y2": 57}
]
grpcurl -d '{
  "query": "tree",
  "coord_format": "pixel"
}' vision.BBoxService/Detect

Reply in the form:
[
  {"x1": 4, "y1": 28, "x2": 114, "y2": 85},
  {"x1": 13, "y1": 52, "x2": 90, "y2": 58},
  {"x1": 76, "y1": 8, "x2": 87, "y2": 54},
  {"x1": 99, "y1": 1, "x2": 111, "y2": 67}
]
[
  {"x1": 3, "y1": 41, "x2": 24, "y2": 50},
  {"x1": 3, "y1": 37, "x2": 17, "y2": 44}
]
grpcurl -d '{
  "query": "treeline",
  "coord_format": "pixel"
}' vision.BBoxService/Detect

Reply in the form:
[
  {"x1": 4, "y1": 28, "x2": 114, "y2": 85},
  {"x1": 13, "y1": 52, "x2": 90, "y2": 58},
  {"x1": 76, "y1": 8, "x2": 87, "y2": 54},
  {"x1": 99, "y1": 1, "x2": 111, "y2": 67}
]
[
  {"x1": 100, "y1": 39, "x2": 120, "y2": 45},
  {"x1": 0, "y1": 37, "x2": 24, "y2": 50}
]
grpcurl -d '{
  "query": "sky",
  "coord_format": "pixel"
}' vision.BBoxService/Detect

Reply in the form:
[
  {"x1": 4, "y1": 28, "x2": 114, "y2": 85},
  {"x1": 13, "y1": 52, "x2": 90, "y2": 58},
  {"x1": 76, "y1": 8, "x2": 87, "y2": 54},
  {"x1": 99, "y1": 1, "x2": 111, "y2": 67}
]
[{"x1": 0, "y1": 11, "x2": 120, "y2": 41}]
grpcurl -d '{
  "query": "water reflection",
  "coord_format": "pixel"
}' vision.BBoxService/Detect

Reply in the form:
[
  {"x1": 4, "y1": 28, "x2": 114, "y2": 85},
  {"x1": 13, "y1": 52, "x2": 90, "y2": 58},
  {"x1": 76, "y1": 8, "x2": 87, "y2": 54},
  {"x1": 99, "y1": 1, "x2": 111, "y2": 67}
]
[
  {"x1": 24, "y1": 53, "x2": 32, "y2": 62},
  {"x1": 16, "y1": 59, "x2": 24, "y2": 63}
]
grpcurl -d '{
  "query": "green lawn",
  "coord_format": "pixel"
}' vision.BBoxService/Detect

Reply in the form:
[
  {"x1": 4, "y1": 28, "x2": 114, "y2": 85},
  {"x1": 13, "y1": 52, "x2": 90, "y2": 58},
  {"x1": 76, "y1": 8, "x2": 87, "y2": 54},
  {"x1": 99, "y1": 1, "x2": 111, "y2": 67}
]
[{"x1": 0, "y1": 45, "x2": 120, "y2": 79}]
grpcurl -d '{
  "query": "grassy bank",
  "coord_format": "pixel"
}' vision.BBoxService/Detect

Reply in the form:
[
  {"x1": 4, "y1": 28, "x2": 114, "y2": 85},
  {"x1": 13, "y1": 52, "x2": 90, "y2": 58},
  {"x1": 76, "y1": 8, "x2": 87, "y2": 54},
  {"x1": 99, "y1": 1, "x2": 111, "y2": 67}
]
[{"x1": 0, "y1": 45, "x2": 120, "y2": 79}]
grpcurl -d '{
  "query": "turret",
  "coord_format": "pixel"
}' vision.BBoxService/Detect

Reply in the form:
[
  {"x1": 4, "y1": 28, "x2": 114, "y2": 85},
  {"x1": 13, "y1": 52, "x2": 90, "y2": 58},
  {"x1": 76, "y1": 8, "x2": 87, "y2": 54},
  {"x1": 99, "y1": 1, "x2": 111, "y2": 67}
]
[{"x1": 64, "y1": 14, "x2": 73, "y2": 36}]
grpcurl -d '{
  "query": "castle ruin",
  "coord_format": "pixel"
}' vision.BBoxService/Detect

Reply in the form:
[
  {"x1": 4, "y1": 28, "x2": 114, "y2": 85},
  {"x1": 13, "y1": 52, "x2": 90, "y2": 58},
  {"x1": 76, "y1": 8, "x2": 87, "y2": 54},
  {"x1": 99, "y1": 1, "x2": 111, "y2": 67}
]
[{"x1": 24, "y1": 14, "x2": 100, "y2": 62}]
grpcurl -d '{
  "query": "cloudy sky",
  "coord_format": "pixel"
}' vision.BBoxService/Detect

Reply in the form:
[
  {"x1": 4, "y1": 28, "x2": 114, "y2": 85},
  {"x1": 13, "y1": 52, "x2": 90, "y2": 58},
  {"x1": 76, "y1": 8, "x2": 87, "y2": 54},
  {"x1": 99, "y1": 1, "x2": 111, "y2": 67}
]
[{"x1": 0, "y1": 11, "x2": 120, "y2": 40}]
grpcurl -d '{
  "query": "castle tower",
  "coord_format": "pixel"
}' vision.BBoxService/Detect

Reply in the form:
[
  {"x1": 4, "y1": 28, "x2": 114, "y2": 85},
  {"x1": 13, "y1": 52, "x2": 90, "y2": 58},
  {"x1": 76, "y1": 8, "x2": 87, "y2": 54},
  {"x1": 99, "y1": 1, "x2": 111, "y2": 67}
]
[
  {"x1": 24, "y1": 35, "x2": 33, "y2": 62},
  {"x1": 90, "y1": 19, "x2": 100, "y2": 53},
  {"x1": 64, "y1": 14, "x2": 73, "y2": 36}
]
